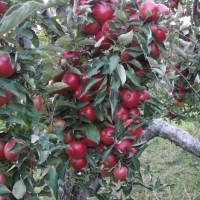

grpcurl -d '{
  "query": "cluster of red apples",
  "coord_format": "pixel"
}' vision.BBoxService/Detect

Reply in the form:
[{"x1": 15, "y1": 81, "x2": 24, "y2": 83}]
[
  {"x1": 0, "y1": 55, "x2": 43, "y2": 111},
  {"x1": 46, "y1": 0, "x2": 172, "y2": 182},
  {"x1": 166, "y1": 64, "x2": 190, "y2": 109},
  {"x1": 48, "y1": 48, "x2": 151, "y2": 181},
  {"x1": 75, "y1": 0, "x2": 170, "y2": 58}
]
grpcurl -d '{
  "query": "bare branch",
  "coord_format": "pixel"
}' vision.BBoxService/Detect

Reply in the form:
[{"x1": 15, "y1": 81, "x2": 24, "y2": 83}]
[{"x1": 141, "y1": 119, "x2": 200, "y2": 157}]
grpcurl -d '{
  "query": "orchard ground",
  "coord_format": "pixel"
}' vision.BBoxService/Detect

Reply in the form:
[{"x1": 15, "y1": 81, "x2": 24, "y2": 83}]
[{"x1": 135, "y1": 120, "x2": 200, "y2": 200}]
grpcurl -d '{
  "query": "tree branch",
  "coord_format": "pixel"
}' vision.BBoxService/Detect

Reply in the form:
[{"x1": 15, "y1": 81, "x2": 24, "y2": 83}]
[{"x1": 141, "y1": 119, "x2": 200, "y2": 157}]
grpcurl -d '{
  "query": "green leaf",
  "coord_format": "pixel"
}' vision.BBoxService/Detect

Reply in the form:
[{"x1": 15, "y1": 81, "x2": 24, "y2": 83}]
[
  {"x1": 37, "y1": 150, "x2": 49, "y2": 164},
  {"x1": 102, "y1": 146, "x2": 114, "y2": 162},
  {"x1": 44, "y1": 168, "x2": 59, "y2": 199},
  {"x1": 55, "y1": 36, "x2": 73, "y2": 44},
  {"x1": 77, "y1": 38, "x2": 95, "y2": 46},
  {"x1": 152, "y1": 68, "x2": 164, "y2": 76},
  {"x1": 54, "y1": 125, "x2": 63, "y2": 142},
  {"x1": 38, "y1": 45, "x2": 65, "y2": 53},
  {"x1": 126, "y1": 71, "x2": 140, "y2": 86},
  {"x1": 81, "y1": 78, "x2": 101, "y2": 97},
  {"x1": 85, "y1": 59, "x2": 105, "y2": 78},
  {"x1": 50, "y1": 144, "x2": 68, "y2": 152},
  {"x1": 6, "y1": 116, "x2": 27, "y2": 126},
  {"x1": 56, "y1": 101, "x2": 77, "y2": 109},
  {"x1": 42, "y1": 16, "x2": 65, "y2": 36},
  {"x1": 0, "y1": 1, "x2": 41, "y2": 37},
  {"x1": 108, "y1": 54, "x2": 120, "y2": 74},
  {"x1": 15, "y1": 28, "x2": 33, "y2": 38},
  {"x1": 10, "y1": 143, "x2": 24, "y2": 153},
  {"x1": 114, "y1": 9, "x2": 128, "y2": 22},
  {"x1": 47, "y1": 154, "x2": 60, "y2": 164},
  {"x1": 118, "y1": 30, "x2": 134, "y2": 45},
  {"x1": 31, "y1": 29, "x2": 39, "y2": 47},
  {"x1": 128, "y1": 59, "x2": 142, "y2": 69},
  {"x1": 85, "y1": 154, "x2": 96, "y2": 168},
  {"x1": 94, "y1": 83, "x2": 107, "y2": 106},
  {"x1": 0, "y1": 184, "x2": 11, "y2": 194},
  {"x1": 109, "y1": 89, "x2": 118, "y2": 120},
  {"x1": 174, "y1": 2, "x2": 183, "y2": 22},
  {"x1": 46, "y1": 82, "x2": 68, "y2": 94},
  {"x1": 117, "y1": 64, "x2": 126, "y2": 86},
  {"x1": 84, "y1": 124, "x2": 100, "y2": 143},
  {"x1": 29, "y1": 107, "x2": 40, "y2": 127},
  {"x1": 132, "y1": 181, "x2": 153, "y2": 191},
  {"x1": 12, "y1": 179, "x2": 26, "y2": 199},
  {"x1": 114, "y1": 119, "x2": 125, "y2": 138},
  {"x1": 122, "y1": 184, "x2": 132, "y2": 196},
  {"x1": 23, "y1": 74, "x2": 36, "y2": 89},
  {"x1": 0, "y1": 107, "x2": 10, "y2": 115},
  {"x1": 57, "y1": 161, "x2": 69, "y2": 181},
  {"x1": 93, "y1": 105, "x2": 104, "y2": 121},
  {"x1": 0, "y1": 78, "x2": 26, "y2": 102},
  {"x1": 144, "y1": 164, "x2": 150, "y2": 174}
]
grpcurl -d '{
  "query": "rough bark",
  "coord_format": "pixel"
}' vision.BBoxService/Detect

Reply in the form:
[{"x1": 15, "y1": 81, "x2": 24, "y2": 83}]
[{"x1": 141, "y1": 118, "x2": 200, "y2": 157}]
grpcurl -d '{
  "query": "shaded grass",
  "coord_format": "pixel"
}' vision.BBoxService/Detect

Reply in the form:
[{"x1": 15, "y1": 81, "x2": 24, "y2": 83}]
[{"x1": 134, "y1": 121, "x2": 200, "y2": 200}]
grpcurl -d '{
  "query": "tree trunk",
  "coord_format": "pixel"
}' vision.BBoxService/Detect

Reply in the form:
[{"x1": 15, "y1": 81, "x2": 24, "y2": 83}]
[{"x1": 141, "y1": 118, "x2": 200, "y2": 157}]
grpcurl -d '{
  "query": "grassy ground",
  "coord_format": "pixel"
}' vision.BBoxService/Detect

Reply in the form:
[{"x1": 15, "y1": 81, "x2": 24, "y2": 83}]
[{"x1": 133, "y1": 121, "x2": 200, "y2": 200}]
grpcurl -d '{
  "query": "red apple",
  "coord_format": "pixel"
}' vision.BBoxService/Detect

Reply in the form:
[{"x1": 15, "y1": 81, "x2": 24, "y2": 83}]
[
  {"x1": 155, "y1": 29, "x2": 167, "y2": 43},
  {"x1": 114, "y1": 139, "x2": 132, "y2": 153},
  {"x1": 81, "y1": 71, "x2": 103, "y2": 90},
  {"x1": 150, "y1": 24, "x2": 158, "y2": 36},
  {"x1": 168, "y1": 1, "x2": 177, "y2": 8},
  {"x1": 103, "y1": 152, "x2": 117, "y2": 168},
  {"x1": 0, "y1": 139, "x2": 6, "y2": 160},
  {"x1": 113, "y1": 105, "x2": 129, "y2": 123},
  {"x1": 0, "y1": 1, "x2": 8, "y2": 16},
  {"x1": 177, "y1": 82, "x2": 185, "y2": 90},
  {"x1": 63, "y1": 132, "x2": 73, "y2": 144},
  {"x1": 70, "y1": 157, "x2": 87, "y2": 170},
  {"x1": 0, "y1": 56, "x2": 16, "y2": 78},
  {"x1": 101, "y1": 127, "x2": 115, "y2": 145},
  {"x1": 124, "y1": 119, "x2": 142, "y2": 140},
  {"x1": 61, "y1": 50, "x2": 80, "y2": 67},
  {"x1": 75, "y1": 85, "x2": 92, "y2": 101},
  {"x1": 48, "y1": 80, "x2": 66, "y2": 95},
  {"x1": 0, "y1": 90, "x2": 12, "y2": 106},
  {"x1": 82, "y1": 21, "x2": 100, "y2": 35},
  {"x1": 139, "y1": 0, "x2": 159, "y2": 22},
  {"x1": 139, "y1": 89, "x2": 151, "y2": 100},
  {"x1": 158, "y1": 4, "x2": 170, "y2": 17},
  {"x1": 31, "y1": 95, "x2": 42, "y2": 111},
  {"x1": 61, "y1": 72, "x2": 80, "y2": 91},
  {"x1": 129, "y1": 107, "x2": 141, "y2": 119},
  {"x1": 102, "y1": 19, "x2": 120, "y2": 39},
  {"x1": 78, "y1": 104, "x2": 96, "y2": 122},
  {"x1": 66, "y1": 140, "x2": 87, "y2": 158},
  {"x1": 150, "y1": 42, "x2": 160, "y2": 57},
  {"x1": 92, "y1": 2, "x2": 114, "y2": 23},
  {"x1": 121, "y1": 49, "x2": 130, "y2": 62},
  {"x1": 113, "y1": 166, "x2": 128, "y2": 180},
  {"x1": 178, "y1": 91, "x2": 185, "y2": 99},
  {"x1": 100, "y1": 165, "x2": 111, "y2": 177},
  {"x1": 120, "y1": 88, "x2": 140, "y2": 108},
  {"x1": 95, "y1": 30, "x2": 113, "y2": 50},
  {"x1": 4, "y1": 138, "x2": 25, "y2": 162},
  {"x1": 173, "y1": 98, "x2": 182, "y2": 107}
]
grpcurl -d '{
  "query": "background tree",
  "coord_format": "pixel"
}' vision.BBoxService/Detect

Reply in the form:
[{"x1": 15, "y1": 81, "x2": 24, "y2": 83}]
[{"x1": 0, "y1": 0, "x2": 199, "y2": 199}]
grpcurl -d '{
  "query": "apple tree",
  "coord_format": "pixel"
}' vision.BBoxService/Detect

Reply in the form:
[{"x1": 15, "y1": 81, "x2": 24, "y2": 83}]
[{"x1": 0, "y1": 0, "x2": 199, "y2": 199}]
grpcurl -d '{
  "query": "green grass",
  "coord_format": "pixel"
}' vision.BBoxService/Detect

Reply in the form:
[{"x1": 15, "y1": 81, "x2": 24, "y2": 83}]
[{"x1": 133, "y1": 121, "x2": 200, "y2": 200}]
